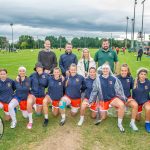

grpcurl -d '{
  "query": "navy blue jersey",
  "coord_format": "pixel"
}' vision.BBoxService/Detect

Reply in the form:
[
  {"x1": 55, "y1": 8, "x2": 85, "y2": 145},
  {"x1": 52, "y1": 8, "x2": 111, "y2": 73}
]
[
  {"x1": 117, "y1": 75, "x2": 133, "y2": 98},
  {"x1": 47, "y1": 76, "x2": 64, "y2": 101},
  {"x1": 65, "y1": 74, "x2": 85, "y2": 99},
  {"x1": 14, "y1": 77, "x2": 30, "y2": 101},
  {"x1": 59, "y1": 52, "x2": 78, "y2": 74},
  {"x1": 100, "y1": 75, "x2": 116, "y2": 101},
  {"x1": 84, "y1": 77, "x2": 95, "y2": 99},
  {"x1": 0, "y1": 78, "x2": 15, "y2": 103},
  {"x1": 132, "y1": 79, "x2": 150, "y2": 105},
  {"x1": 30, "y1": 72, "x2": 48, "y2": 97}
]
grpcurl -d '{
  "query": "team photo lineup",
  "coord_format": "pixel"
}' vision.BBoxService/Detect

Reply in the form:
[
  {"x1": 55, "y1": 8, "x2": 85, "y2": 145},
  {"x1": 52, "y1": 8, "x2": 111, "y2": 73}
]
[{"x1": 0, "y1": 38, "x2": 150, "y2": 135}]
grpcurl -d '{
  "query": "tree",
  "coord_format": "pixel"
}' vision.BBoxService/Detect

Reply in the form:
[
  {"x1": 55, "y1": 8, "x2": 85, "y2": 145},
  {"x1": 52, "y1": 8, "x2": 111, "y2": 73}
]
[{"x1": 0, "y1": 36, "x2": 9, "y2": 49}]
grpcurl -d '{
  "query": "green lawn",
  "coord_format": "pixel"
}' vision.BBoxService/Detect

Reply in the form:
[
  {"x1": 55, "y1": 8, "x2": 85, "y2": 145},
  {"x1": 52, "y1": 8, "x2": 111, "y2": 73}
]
[{"x1": 0, "y1": 49, "x2": 150, "y2": 150}]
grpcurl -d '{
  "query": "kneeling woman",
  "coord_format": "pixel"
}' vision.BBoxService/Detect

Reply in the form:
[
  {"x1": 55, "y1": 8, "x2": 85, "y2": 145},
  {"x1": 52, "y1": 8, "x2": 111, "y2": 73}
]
[
  {"x1": 132, "y1": 68, "x2": 150, "y2": 133},
  {"x1": 117, "y1": 64, "x2": 138, "y2": 131},
  {"x1": 59, "y1": 63, "x2": 85, "y2": 126},
  {"x1": 89, "y1": 64, "x2": 126, "y2": 132},
  {"x1": 78, "y1": 67, "x2": 97, "y2": 126},
  {"x1": 43, "y1": 67, "x2": 64, "y2": 127},
  {"x1": 0, "y1": 69, "x2": 16, "y2": 128},
  {"x1": 27, "y1": 62, "x2": 48, "y2": 129},
  {"x1": 8, "y1": 66, "x2": 30, "y2": 128}
]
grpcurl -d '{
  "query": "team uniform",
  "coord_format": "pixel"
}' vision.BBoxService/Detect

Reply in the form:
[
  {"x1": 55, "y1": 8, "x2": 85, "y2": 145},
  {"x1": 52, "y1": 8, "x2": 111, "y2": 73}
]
[
  {"x1": 132, "y1": 79, "x2": 150, "y2": 113},
  {"x1": 117, "y1": 75, "x2": 133, "y2": 100},
  {"x1": 30, "y1": 72, "x2": 48, "y2": 105},
  {"x1": 63, "y1": 74, "x2": 85, "y2": 109},
  {"x1": 0, "y1": 78, "x2": 15, "y2": 115},
  {"x1": 59, "y1": 52, "x2": 78, "y2": 76},
  {"x1": 47, "y1": 76, "x2": 64, "y2": 108},
  {"x1": 83, "y1": 77, "x2": 97, "y2": 112},
  {"x1": 14, "y1": 78, "x2": 30, "y2": 112}
]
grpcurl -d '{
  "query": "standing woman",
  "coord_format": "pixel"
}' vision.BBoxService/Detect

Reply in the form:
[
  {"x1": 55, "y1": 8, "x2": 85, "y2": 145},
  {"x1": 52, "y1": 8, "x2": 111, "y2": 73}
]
[
  {"x1": 26, "y1": 62, "x2": 48, "y2": 129},
  {"x1": 117, "y1": 64, "x2": 138, "y2": 131},
  {"x1": 132, "y1": 68, "x2": 150, "y2": 132},
  {"x1": 77, "y1": 48, "x2": 96, "y2": 78},
  {"x1": 59, "y1": 64, "x2": 85, "y2": 126},
  {"x1": 43, "y1": 67, "x2": 64, "y2": 127},
  {"x1": 0, "y1": 69, "x2": 15, "y2": 128}
]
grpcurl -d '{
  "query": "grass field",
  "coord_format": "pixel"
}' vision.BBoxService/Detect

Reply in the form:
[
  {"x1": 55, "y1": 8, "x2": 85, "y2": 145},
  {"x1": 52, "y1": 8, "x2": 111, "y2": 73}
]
[{"x1": 0, "y1": 49, "x2": 150, "y2": 150}]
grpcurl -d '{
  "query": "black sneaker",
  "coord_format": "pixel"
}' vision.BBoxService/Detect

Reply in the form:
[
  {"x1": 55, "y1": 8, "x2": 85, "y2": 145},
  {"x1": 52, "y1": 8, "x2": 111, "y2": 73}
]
[
  {"x1": 59, "y1": 119, "x2": 65, "y2": 126},
  {"x1": 43, "y1": 119, "x2": 49, "y2": 127}
]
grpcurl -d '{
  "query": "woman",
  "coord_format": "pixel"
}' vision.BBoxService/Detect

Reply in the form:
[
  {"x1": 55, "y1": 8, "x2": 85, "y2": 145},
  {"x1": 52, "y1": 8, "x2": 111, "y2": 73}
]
[
  {"x1": 117, "y1": 64, "x2": 138, "y2": 131},
  {"x1": 43, "y1": 67, "x2": 64, "y2": 127},
  {"x1": 27, "y1": 62, "x2": 48, "y2": 129},
  {"x1": 132, "y1": 68, "x2": 150, "y2": 132},
  {"x1": 78, "y1": 67, "x2": 97, "y2": 126},
  {"x1": 77, "y1": 48, "x2": 96, "y2": 78},
  {"x1": 59, "y1": 63, "x2": 85, "y2": 126},
  {"x1": 89, "y1": 63, "x2": 126, "y2": 132},
  {"x1": 0, "y1": 69, "x2": 16, "y2": 128}
]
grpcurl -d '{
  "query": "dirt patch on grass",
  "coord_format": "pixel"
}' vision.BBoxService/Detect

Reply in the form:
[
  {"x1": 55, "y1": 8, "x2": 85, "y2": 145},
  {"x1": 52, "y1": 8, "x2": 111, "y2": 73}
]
[{"x1": 29, "y1": 125, "x2": 83, "y2": 150}]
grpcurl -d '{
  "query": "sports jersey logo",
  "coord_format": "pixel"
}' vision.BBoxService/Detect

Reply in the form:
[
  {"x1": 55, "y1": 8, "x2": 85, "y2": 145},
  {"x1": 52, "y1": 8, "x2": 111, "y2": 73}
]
[
  {"x1": 59, "y1": 82, "x2": 62, "y2": 85},
  {"x1": 109, "y1": 81, "x2": 112, "y2": 84},
  {"x1": 76, "y1": 78, "x2": 79, "y2": 82},
  {"x1": 145, "y1": 85, "x2": 148, "y2": 90},
  {"x1": 42, "y1": 75, "x2": 45, "y2": 78},
  {"x1": 7, "y1": 82, "x2": 11, "y2": 87},
  {"x1": 126, "y1": 79, "x2": 130, "y2": 83}
]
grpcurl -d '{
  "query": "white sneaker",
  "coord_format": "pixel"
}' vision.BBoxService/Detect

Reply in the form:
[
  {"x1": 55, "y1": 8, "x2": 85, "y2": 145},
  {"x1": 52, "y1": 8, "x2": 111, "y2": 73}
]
[
  {"x1": 118, "y1": 124, "x2": 125, "y2": 132},
  {"x1": 130, "y1": 123, "x2": 138, "y2": 131},
  {"x1": 78, "y1": 119, "x2": 84, "y2": 126},
  {"x1": 10, "y1": 121, "x2": 17, "y2": 129}
]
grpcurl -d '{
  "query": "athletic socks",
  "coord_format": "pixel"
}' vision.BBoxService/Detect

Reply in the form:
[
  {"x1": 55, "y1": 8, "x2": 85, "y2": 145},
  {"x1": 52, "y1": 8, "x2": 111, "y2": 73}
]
[
  {"x1": 44, "y1": 114, "x2": 48, "y2": 119},
  {"x1": 28, "y1": 113, "x2": 33, "y2": 124},
  {"x1": 78, "y1": 116, "x2": 84, "y2": 126},
  {"x1": 60, "y1": 114, "x2": 66, "y2": 126},
  {"x1": 118, "y1": 118, "x2": 125, "y2": 132},
  {"x1": 130, "y1": 119, "x2": 138, "y2": 131}
]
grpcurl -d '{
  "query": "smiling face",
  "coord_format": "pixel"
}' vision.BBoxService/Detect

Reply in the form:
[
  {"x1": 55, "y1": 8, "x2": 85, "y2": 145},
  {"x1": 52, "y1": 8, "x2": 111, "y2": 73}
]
[
  {"x1": 120, "y1": 66, "x2": 128, "y2": 78},
  {"x1": 0, "y1": 70, "x2": 7, "y2": 80},
  {"x1": 44, "y1": 40, "x2": 51, "y2": 50},
  {"x1": 69, "y1": 65, "x2": 77, "y2": 76},
  {"x1": 138, "y1": 71, "x2": 147, "y2": 81},
  {"x1": 65, "y1": 44, "x2": 72, "y2": 53},
  {"x1": 53, "y1": 68, "x2": 60, "y2": 78},
  {"x1": 89, "y1": 68, "x2": 96, "y2": 79},
  {"x1": 102, "y1": 41, "x2": 109, "y2": 50},
  {"x1": 102, "y1": 67, "x2": 110, "y2": 76},
  {"x1": 18, "y1": 69, "x2": 26, "y2": 78},
  {"x1": 83, "y1": 49, "x2": 89, "y2": 59},
  {"x1": 36, "y1": 67, "x2": 43, "y2": 75}
]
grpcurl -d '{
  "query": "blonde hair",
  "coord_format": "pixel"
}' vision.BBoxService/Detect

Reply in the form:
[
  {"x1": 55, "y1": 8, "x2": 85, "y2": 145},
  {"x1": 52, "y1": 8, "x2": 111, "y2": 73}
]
[
  {"x1": 81, "y1": 48, "x2": 92, "y2": 60},
  {"x1": 18, "y1": 66, "x2": 26, "y2": 72}
]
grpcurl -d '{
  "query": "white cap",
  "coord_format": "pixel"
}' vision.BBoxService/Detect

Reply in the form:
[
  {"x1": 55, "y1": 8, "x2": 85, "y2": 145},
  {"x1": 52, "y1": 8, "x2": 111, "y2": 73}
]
[{"x1": 18, "y1": 66, "x2": 26, "y2": 72}]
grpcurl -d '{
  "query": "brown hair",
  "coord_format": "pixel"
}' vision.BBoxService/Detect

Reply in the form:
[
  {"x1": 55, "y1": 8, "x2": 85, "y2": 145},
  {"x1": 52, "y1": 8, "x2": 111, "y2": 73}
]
[
  {"x1": 102, "y1": 38, "x2": 109, "y2": 43},
  {"x1": 65, "y1": 42, "x2": 72, "y2": 47},
  {"x1": 133, "y1": 68, "x2": 148, "y2": 89},
  {"x1": 89, "y1": 67, "x2": 96, "y2": 71},
  {"x1": 0, "y1": 68, "x2": 7, "y2": 74},
  {"x1": 120, "y1": 64, "x2": 131, "y2": 76}
]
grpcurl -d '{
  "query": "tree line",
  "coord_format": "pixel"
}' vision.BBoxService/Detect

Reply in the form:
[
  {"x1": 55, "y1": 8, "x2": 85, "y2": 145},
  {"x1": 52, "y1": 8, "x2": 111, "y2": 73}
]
[{"x1": 0, "y1": 35, "x2": 143, "y2": 50}]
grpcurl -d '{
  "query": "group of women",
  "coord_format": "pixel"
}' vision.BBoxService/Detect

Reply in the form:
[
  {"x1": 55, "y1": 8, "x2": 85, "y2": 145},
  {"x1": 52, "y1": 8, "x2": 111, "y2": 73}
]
[{"x1": 0, "y1": 48, "x2": 149, "y2": 133}]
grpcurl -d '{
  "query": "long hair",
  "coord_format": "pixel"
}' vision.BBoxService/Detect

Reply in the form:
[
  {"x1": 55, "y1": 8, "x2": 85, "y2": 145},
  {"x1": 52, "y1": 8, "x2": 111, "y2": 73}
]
[
  {"x1": 119, "y1": 63, "x2": 131, "y2": 77},
  {"x1": 133, "y1": 68, "x2": 148, "y2": 89}
]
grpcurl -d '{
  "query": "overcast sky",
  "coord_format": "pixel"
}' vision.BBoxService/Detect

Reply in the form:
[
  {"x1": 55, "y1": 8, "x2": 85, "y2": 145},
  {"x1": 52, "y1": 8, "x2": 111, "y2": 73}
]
[{"x1": 0, "y1": 0, "x2": 150, "y2": 41}]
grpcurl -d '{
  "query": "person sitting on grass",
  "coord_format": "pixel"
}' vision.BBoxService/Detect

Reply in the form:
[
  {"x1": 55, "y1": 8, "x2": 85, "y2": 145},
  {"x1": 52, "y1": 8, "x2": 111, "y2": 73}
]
[
  {"x1": 59, "y1": 63, "x2": 85, "y2": 126},
  {"x1": 117, "y1": 64, "x2": 138, "y2": 131},
  {"x1": 43, "y1": 67, "x2": 65, "y2": 127},
  {"x1": 78, "y1": 67, "x2": 97, "y2": 126},
  {"x1": 26, "y1": 62, "x2": 48, "y2": 129},
  {"x1": 132, "y1": 68, "x2": 150, "y2": 133}
]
